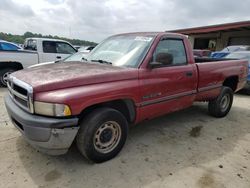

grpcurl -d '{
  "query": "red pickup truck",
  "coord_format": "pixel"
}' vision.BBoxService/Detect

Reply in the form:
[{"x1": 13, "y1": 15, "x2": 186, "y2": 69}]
[{"x1": 4, "y1": 32, "x2": 248, "y2": 163}]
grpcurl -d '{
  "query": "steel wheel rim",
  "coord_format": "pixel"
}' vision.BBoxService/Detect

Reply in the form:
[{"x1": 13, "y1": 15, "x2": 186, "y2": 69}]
[
  {"x1": 220, "y1": 94, "x2": 230, "y2": 111},
  {"x1": 2, "y1": 71, "x2": 12, "y2": 85},
  {"x1": 93, "y1": 121, "x2": 121, "y2": 154}
]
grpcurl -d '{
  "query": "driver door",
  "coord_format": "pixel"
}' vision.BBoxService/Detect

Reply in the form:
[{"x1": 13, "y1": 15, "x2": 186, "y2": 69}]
[
  {"x1": 138, "y1": 37, "x2": 197, "y2": 120},
  {"x1": 55, "y1": 42, "x2": 77, "y2": 60}
]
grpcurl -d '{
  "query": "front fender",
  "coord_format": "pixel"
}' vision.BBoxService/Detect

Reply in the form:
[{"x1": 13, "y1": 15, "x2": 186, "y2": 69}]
[{"x1": 34, "y1": 79, "x2": 140, "y2": 115}]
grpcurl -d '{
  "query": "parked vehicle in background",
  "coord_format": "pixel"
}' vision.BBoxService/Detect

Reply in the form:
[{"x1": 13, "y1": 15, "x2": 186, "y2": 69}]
[
  {"x1": 73, "y1": 45, "x2": 82, "y2": 50},
  {"x1": 211, "y1": 45, "x2": 250, "y2": 58},
  {"x1": 4, "y1": 32, "x2": 248, "y2": 163},
  {"x1": 0, "y1": 40, "x2": 22, "y2": 51},
  {"x1": 0, "y1": 38, "x2": 77, "y2": 86},
  {"x1": 78, "y1": 46, "x2": 95, "y2": 53},
  {"x1": 193, "y1": 49, "x2": 211, "y2": 57},
  {"x1": 23, "y1": 38, "x2": 77, "y2": 62},
  {"x1": 225, "y1": 51, "x2": 250, "y2": 93}
]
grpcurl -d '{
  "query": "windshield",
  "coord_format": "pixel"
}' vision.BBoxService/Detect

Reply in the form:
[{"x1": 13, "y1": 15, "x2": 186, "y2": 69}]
[{"x1": 84, "y1": 35, "x2": 154, "y2": 68}]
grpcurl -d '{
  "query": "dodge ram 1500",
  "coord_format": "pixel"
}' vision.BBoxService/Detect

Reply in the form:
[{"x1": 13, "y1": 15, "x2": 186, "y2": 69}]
[{"x1": 4, "y1": 32, "x2": 248, "y2": 163}]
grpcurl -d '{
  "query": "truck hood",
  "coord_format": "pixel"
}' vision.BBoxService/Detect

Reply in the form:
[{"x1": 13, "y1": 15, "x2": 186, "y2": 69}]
[{"x1": 12, "y1": 61, "x2": 138, "y2": 92}]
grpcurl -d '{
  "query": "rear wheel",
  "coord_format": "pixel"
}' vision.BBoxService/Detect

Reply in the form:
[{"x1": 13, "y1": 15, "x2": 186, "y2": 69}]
[
  {"x1": 208, "y1": 86, "x2": 233, "y2": 118},
  {"x1": 0, "y1": 68, "x2": 16, "y2": 87},
  {"x1": 76, "y1": 108, "x2": 128, "y2": 163}
]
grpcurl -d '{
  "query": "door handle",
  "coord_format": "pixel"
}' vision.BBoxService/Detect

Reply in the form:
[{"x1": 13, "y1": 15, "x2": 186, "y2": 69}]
[
  {"x1": 56, "y1": 56, "x2": 61, "y2": 59},
  {"x1": 186, "y1": 72, "x2": 193, "y2": 77}
]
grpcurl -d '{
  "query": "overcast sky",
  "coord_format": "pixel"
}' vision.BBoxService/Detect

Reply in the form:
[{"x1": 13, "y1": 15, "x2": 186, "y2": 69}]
[{"x1": 0, "y1": 0, "x2": 250, "y2": 42}]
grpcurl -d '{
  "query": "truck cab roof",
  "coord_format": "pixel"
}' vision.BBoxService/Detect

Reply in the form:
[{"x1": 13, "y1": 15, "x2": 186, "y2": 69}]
[{"x1": 25, "y1": 38, "x2": 72, "y2": 43}]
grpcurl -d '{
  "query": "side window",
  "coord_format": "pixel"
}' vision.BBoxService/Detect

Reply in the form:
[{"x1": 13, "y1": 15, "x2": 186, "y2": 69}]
[
  {"x1": 1, "y1": 42, "x2": 19, "y2": 51},
  {"x1": 24, "y1": 39, "x2": 37, "y2": 51},
  {"x1": 43, "y1": 41, "x2": 56, "y2": 53},
  {"x1": 56, "y1": 42, "x2": 76, "y2": 54},
  {"x1": 153, "y1": 39, "x2": 187, "y2": 66}
]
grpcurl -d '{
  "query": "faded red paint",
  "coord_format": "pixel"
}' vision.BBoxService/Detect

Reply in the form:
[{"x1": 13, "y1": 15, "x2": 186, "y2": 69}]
[{"x1": 12, "y1": 32, "x2": 248, "y2": 124}]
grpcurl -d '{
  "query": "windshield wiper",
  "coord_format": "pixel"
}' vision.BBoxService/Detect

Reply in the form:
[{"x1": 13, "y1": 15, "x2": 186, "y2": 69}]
[
  {"x1": 82, "y1": 57, "x2": 88, "y2": 61},
  {"x1": 90, "y1": 59, "x2": 112, "y2": 65}
]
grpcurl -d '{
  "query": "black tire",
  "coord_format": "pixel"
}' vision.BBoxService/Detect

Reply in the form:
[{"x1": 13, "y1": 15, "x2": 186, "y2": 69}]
[
  {"x1": 76, "y1": 108, "x2": 128, "y2": 163},
  {"x1": 0, "y1": 68, "x2": 16, "y2": 87},
  {"x1": 208, "y1": 86, "x2": 234, "y2": 118}
]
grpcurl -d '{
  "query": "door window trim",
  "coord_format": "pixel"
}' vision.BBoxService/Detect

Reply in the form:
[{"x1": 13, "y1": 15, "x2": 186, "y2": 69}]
[
  {"x1": 42, "y1": 41, "x2": 76, "y2": 54},
  {"x1": 150, "y1": 37, "x2": 188, "y2": 68},
  {"x1": 55, "y1": 42, "x2": 76, "y2": 54},
  {"x1": 42, "y1": 41, "x2": 56, "y2": 53}
]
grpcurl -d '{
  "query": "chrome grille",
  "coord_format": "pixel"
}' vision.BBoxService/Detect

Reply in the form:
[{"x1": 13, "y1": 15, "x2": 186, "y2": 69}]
[{"x1": 7, "y1": 75, "x2": 34, "y2": 113}]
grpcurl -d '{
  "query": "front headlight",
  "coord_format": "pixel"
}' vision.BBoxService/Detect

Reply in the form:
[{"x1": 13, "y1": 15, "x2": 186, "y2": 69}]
[{"x1": 34, "y1": 101, "x2": 72, "y2": 117}]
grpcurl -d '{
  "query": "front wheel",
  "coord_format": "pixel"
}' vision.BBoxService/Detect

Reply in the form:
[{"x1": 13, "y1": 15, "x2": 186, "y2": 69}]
[
  {"x1": 0, "y1": 68, "x2": 16, "y2": 87},
  {"x1": 76, "y1": 108, "x2": 128, "y2": 163},
  {"x1": 208, "y1": 86, "x2": 233, "y2": 118}
]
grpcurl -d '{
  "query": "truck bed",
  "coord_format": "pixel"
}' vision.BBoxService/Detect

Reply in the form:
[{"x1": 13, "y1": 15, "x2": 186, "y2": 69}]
[
  {"x1": 0, "y1": 50, "x2": 38, "y2": 68},
  {"x1": 195, "y1": 57, "x2": 230, "y2": 63},
  {"x1": 195, "y1": 59, "x2": 248, "y2": 101}
]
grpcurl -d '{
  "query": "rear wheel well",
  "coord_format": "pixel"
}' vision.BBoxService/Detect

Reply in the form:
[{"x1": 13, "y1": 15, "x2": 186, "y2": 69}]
[
  {"x1": 223, "y1": 76, "x2": 238, "y2": 92},
  {"x1": 0, "y1": 62, "x2": 23, "y2": 70},
  {"x1": 79, "y1": 99, "x2": 136, "y2": 124}
]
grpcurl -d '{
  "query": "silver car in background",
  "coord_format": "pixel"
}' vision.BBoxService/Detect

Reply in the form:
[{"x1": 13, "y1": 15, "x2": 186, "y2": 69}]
[{"x1": 225, "y1": 51, "x2": 250, "y2": 93}]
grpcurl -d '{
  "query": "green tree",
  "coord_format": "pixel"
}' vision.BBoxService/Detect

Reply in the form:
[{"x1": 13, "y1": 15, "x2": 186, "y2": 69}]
[{"x1": 0, "y1": 31, "x2": 97, "y2": 46}]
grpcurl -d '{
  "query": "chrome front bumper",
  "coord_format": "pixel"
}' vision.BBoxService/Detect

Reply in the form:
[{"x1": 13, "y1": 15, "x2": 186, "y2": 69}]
[{"x1": 4, "y1": 95, "x2": 79, "y2": 155}]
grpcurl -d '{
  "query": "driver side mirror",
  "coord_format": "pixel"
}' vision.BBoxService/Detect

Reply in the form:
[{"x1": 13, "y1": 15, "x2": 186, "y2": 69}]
[{"x1": 148, "y1": 52, "x2": 173, "y2": 69}]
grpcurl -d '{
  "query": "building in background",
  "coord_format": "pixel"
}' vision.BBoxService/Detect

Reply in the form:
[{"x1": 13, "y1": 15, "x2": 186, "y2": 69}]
[{"x1": 169, "y1": 21, "x2": 250, "y2": 51}]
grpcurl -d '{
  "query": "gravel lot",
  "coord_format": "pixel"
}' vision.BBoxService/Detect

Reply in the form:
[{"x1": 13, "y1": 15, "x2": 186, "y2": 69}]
[{"x1": 0, "y1": 87, "x2": 250, "y2": 188}]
